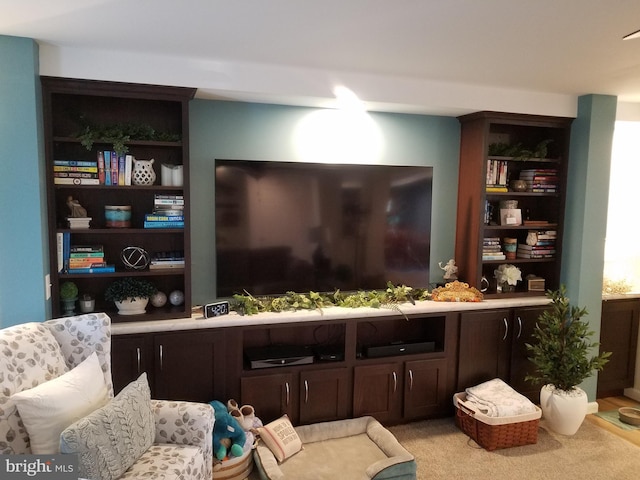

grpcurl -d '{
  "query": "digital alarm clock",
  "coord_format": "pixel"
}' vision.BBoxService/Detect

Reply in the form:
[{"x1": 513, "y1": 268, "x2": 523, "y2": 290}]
[{"x1": 204, "y1": 300, "x2": 230, "y2": 318}]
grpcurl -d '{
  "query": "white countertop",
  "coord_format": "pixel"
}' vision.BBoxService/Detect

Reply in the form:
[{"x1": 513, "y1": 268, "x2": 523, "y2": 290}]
[{"x1": 111, "y1": 296, "x2": 552, "y2": 335}]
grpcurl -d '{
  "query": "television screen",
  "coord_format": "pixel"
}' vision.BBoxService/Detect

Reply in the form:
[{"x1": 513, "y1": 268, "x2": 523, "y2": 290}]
[{"x1": 214, "y1": 159, "x2": 433, "y2": 297}]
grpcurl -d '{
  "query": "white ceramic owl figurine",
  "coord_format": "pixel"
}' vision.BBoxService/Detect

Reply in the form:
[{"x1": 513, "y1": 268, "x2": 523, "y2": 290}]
[
  {"x1": 526, "y1": 231, "x2": 538, "y2": 246},
  {"x1": 132, "y1": 158, "x2": 157, "y2": 185}
]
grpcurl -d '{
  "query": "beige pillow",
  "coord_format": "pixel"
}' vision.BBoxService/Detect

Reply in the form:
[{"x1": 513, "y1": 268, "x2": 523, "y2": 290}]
[
  {"x1": 257, "y1": 414, "x2": 303, "y2": 463},
  {"x1": 11, "y1": 352, "x2": 109, "y2": 454}
]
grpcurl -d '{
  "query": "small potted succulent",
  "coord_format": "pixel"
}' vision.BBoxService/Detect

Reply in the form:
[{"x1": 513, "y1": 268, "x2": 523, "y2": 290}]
[
  {"x1": 104, "y1": 277, "x2": 157, "y2": 315},
  {"x1": 59, "y1": 281, "x2": 79, "y2": 316}
]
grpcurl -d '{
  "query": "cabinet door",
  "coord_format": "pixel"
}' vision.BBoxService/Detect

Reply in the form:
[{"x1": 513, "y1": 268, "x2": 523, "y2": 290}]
[
  {"x1": 241, "y1": 373, "x2": 295, "y2": 424},
  {"x1": 404, "y1": 358, "x2": 448, "y2": 419},
  {"x1": 111, "y1": 334, "x2": 152, "y2": 395},
  {"x1": 153, "y1": 330, "x2": 226, "y2": 402},
  {"x1": 299, "y1": 368, "x2": 349, "y2": 425},
  {"x1": 457, "y1": 309, "x2": 511, "y2": 391},
  {"x1": 510, "y1": 306, "x2": 547, "y2": 402},
  {"x1": 353, "y1": 363, "x2": 402, "y2": 424},
  {"x1": 598, "y1": 299, "x2": 640, "y2": 397}
]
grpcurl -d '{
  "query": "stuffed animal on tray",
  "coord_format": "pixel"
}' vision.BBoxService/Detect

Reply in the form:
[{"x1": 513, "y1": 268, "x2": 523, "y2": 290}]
[{"x1": 209, "y1": 400, "x2": 246, "y2": 461}]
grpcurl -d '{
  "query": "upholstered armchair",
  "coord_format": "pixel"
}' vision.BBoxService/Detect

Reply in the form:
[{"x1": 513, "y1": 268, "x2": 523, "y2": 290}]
[{"x1": 0, "y1": 313, "x2": 214, "y2": 480}]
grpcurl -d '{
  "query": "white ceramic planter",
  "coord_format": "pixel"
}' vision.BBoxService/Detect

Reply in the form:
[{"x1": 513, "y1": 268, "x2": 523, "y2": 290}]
[
  {"x1": 539, "y1": 384, "x2": 588, "y2": 435},
  {"x1": 115, "y1": 297, "x2": 149, "y2": 315}
]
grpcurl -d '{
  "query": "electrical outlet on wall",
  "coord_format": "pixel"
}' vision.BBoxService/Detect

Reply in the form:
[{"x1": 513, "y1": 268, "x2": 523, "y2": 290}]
[{"x1": 45, "y1": 274, "x2": 51, "y2": 300}]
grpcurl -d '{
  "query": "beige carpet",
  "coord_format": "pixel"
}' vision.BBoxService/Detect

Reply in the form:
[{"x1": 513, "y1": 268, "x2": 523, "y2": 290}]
[{"x1": 388, "y1": 416, "x2": 640, "y2": 480}]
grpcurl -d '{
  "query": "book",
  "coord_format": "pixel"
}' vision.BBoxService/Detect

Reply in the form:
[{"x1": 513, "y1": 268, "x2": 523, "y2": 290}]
[
  {"x1": 54, "y1": 172, "x2": 99, "y2": 179},
  {"x1": 144, "y1": 214, "x2": 185, "y2": 222},
  {"x1": 66, "y1": 265, "x2": 116, "y2": 274},
  {"x1": 118, "y1": 155, "x2": 126, "y2": 185},
  {"x1": 56, "y1": 232, "x2": 64, "y2": 273},
  {"x1": 482, "y1": 254, "x2": 506, "y2": 260},
  {"x1": 98, "y1": 151, "x2": 105, "y2": 184},
  {"x1": 104, "y1": 151, "x2": 111, "y2": 185},
  {"x1": 53, "y1": 165, "x2": 98, "y2": 173},
  {"x1": 54, "y1": 160, "x2": 98, "y2": 167},
  {"x1": 70, "y1": 245, "x2": 104, "y2": 253},
  {"x1": 54, "y1": 177, "x2": 101, "y2": 185},
  {"x1": 125, "y1": 155, "x2": 133, "y2": 185},
  {"x1": 111, "y1": 151, "x2": 118, "y2": 185},
  {"x1": 69, "y1": 259, "x2": 107, "y2": 268},
  {"x1": 144, "y1": 221, "x2": 184, "y2": 228}
]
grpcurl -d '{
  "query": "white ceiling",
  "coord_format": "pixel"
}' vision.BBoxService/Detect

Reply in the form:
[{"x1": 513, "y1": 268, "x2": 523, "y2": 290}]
[{"x1": 3, "y1": 0, "x2": 640, "y2": 117}]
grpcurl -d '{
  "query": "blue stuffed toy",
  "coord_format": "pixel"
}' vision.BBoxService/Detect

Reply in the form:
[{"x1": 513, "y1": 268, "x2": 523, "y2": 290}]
[{"x1": 209, "y1": 400, "x2": 246, "y2": 461}]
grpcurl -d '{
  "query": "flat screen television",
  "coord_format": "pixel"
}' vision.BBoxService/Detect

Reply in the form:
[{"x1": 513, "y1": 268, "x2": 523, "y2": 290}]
[{"x1": 214, "y1": 159, "x2": 433, "y2": 297}]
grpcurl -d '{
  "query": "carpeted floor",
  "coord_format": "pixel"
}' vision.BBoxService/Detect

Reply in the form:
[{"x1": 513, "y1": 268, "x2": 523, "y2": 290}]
[{"x1": 388, "y1": 416, "x2": 640, "y2": 480}]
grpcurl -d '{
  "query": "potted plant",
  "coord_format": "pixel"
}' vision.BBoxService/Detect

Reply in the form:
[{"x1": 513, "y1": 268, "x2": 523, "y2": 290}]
[
  {"x1": 59, "y1": 281, "x2": 78, "y2": 316},
  {"x1": 525, "y1": 285, "x2": 611, "y2": 435},
  {"x1": 493, "y1": 264, "x2": 522, "y2": 293},
  {"x1": 104, "y1": 277, "x2": 157, "y2": 315}
]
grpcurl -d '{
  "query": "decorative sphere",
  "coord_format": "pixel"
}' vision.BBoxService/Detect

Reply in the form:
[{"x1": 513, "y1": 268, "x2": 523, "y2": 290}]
[
  {"x1": 150, "y1": 291, "x2": 167, "y2": 308},
  {"x1": 169, "y1": 290, "x2": 184, "y2": 306}
]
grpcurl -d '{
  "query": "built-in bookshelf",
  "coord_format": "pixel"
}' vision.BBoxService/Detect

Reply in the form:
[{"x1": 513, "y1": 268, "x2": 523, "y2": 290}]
[
  {"x1": 42, "y1": 77, "x2": 196, "y2": 321},
  {"x1": 455, "y1": 111, "x2": 573, "y2": 296}
]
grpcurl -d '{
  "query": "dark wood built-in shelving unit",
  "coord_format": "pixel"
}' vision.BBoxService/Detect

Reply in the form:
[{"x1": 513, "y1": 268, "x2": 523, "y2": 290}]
[
  {"x1": 455, "y1": 111, "x2": 573, "y2": 296},
  {"x1": 42, "y1": 77, "x2": 196, "y2": 321}
]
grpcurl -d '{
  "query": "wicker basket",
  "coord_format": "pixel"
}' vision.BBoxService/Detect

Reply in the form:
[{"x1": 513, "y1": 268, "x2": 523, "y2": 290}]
[
  {"x1": 212, "y1": 448, "x2": 254, "y2": 480},
  {"x1": 453, "y1": 392, "x2": 541, "y2": 451}
]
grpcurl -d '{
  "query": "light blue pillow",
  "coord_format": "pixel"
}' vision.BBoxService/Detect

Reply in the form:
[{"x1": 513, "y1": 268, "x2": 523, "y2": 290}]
[{"x1": 60, "y1": 373, "x2": 154, "y2": 480}]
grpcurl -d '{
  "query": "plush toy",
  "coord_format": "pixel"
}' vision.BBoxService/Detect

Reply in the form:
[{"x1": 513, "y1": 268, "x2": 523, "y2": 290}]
[{"x1": 209, "y1": 400, "x2": 246, "y2": 461}]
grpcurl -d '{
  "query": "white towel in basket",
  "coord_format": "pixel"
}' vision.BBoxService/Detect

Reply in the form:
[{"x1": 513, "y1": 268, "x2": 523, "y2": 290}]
[{"x1": 465, "y1": 378, "x2": 537, "y2": 417}]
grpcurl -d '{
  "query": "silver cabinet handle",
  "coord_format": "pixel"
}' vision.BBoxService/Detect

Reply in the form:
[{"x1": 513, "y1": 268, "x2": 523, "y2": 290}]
[
  {"x1": 136, "y1": 347, "x2": 141, "y2": 374},
  {"x1": 502, "y1": 317, "x2": 509, "y2": 341},
  {"x1": 392, "y1": 371, "x2": 397, "y2": 393},
  {"x1": 285, "y1": 381, "x2": 290, "y2": 406},
  {"x1": 159, "y1": 344, "x2": 163, "y2": 371},
  {"x1": 517, "y1": 316, "x2": 522, "y2": 339},
  {"x1": 409, "y1": 369, "x2": 414, "y2": 391},
  {"x1": 304, "y1": 380, "x2": 309, "y2": 404}
]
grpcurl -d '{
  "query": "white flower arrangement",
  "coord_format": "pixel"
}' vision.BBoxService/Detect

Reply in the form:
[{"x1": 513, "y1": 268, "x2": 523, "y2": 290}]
[{"x1": 494, "y1": 264, "x2": 522, "y2": 286}]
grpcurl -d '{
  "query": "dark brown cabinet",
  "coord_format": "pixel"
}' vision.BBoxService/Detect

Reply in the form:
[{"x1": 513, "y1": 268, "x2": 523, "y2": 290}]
[
  {"x1": 42, "y1": 77, "x2": 195, "y2": 321},
  {"x1": 598, "y1": 298, "x2": 640, "y2": 397},
  {"x1": 299, "y1": 368, "x2": 349, "y2": 424},
  {"x1": 240, "y1": 373, "x2": 295, "y2": 423},
  {"x1": 112, "y1": 329, "x2": 226, "y2": 402},
  {"x1": 457, "y1": 306, "x2": 547, "y2": 402},
  {"x1": 455, "y1": 111, "x2": 573, "y2": 296}
]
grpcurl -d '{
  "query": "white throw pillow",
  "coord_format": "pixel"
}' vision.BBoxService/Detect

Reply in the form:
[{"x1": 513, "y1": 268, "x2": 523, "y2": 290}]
[{"x1": 11, "y1": 352, "x2": 109, "y2": 454}]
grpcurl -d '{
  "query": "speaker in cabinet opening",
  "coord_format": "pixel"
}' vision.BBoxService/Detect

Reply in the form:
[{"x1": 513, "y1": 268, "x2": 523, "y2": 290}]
[{"x1": 364, "y1": 340, "x2": 435, "y2": 358}]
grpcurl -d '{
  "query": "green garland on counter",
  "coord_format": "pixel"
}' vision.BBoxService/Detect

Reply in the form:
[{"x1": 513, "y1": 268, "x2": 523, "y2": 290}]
[{"x1": 230, "y1": 282, "x2": 431, "y2": 316}]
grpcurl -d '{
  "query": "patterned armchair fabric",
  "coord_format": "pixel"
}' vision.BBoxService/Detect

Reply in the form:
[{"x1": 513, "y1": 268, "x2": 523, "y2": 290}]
[{"x1": 0, "y1": 313, "x2": 214, "y2": 479}]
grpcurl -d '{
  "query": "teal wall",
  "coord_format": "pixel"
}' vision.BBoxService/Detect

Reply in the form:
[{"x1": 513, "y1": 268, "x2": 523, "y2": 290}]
[
  {"x1": 189, "y1": 100, "x2": 461, "y2": 304},
  {"x1": 0, "y1": 36, "x2": 48, "y2": 327},
  {"x1": 563, "y1": 94, "x2": 617, "y2": 400}
]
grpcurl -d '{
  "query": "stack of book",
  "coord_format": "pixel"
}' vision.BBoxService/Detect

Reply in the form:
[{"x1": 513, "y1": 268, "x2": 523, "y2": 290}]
[
  {"x1": 517, "y1": 230, "x2": 557, "y2": 259},
  {"x1": 144, "y1": 194, "x2": 184, "y2": 228},
  {"x1": 67, "y1": 245, "x2": 115, "y2": 273},
  {"x1": 486, "y1": 159, "x2": 509, "y2": 192},
  {"x1": 149, "y1": 250, "x2": 185, "y2": 270},
  {"x1": 519, "y1": 169, "x2": 559, "y2": 193},
  {"x1": 97, "y1": 151, "x2": 134, "y2": 186},
  {"x1": 53, "y1": 160, "x2": 99, "y2": 185},
  {"x1": 482, "y1": 237, "x2": 506, "y2": 260}
]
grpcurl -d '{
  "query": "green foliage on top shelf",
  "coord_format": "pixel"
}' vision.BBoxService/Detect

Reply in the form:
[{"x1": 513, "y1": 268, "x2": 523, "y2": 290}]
[
  {"x1": 525, "y1": 285, "x2": 611, "y2": 392},
  {"x1": 488, "y1": 139, "x2": 554, "y2": 160},
  {"x1": 75, "y1": 120, "x2": 181, "y2": 156},
  {"x1": 104, "y1": 277, "x2": 157, "y2": 303},
  {"x1": 230, "y1": 282, "x2": 431, "y2": 316}
]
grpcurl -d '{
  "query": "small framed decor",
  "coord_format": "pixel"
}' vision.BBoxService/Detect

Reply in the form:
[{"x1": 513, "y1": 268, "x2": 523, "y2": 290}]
[{"x1": 500, "y1": 208, "x2": 522, "y2": 226}]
